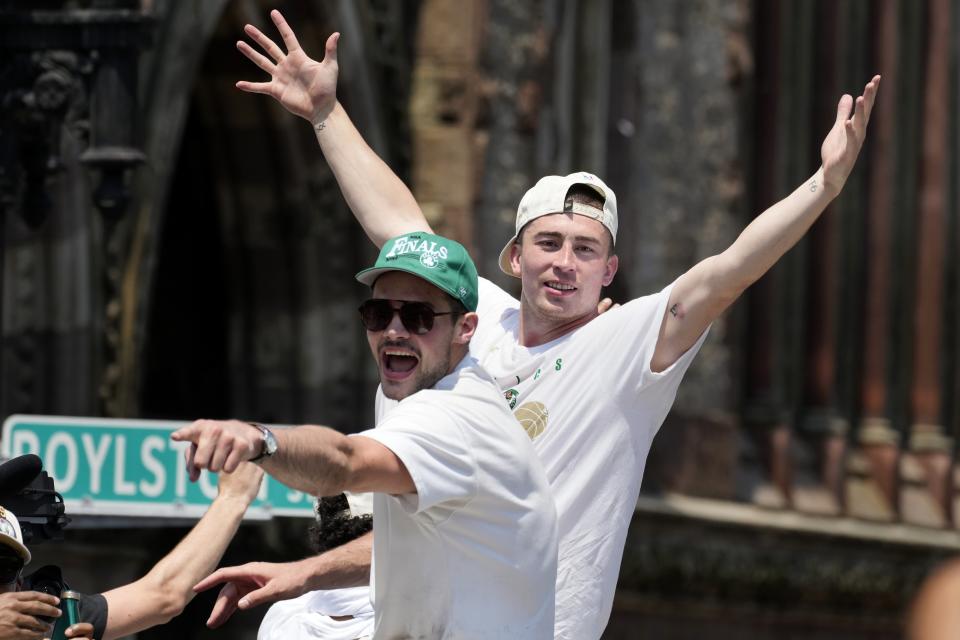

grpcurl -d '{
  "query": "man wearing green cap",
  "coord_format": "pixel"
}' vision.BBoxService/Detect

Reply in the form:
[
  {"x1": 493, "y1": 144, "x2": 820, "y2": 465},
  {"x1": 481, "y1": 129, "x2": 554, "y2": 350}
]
[{"x1": 173, "y1": 232, "x2": 559, "y2": 639}]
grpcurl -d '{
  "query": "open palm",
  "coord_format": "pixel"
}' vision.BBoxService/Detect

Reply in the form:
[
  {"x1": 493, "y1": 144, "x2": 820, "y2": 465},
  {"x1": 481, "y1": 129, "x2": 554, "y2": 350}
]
[
  {"x1": 236, "y1": 10, "x2": 339, "y2": 126},
  {"x1": 821, "y1": 75, "x2": 881, "y2": 195}
]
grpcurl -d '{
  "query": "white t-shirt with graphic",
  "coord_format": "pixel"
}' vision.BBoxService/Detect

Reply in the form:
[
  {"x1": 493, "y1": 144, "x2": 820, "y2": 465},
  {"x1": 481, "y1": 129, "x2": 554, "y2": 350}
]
[
  {"x1": 361, "y1": 356, "x2": 558, "y2": 639},
  {"x1": 470, "y1": 277, "x2": 707, "y2": 639}
]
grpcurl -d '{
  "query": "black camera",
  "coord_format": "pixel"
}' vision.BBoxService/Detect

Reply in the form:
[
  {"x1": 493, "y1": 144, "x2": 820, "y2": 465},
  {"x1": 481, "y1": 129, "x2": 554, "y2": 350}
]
[
  {"x1": 0, "y1": 454, "x2": 70, "y2": 544},
  {"x1": 21, "y1": 564, "x2": 69, "y2": 623},
  {"x1": 0, "y1": 456, "x2": 76, "y2": 633}
]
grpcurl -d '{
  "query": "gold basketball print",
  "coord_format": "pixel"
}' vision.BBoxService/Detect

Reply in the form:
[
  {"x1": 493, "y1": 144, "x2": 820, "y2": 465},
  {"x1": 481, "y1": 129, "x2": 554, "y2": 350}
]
[{"x1": 515, "y1": 401, "x2": 549, "y2": 440}]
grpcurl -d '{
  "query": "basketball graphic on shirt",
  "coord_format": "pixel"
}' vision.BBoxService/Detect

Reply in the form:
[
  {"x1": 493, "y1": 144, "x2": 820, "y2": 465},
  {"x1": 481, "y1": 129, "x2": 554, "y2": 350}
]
[{"x1": 515, "y1": 402, "x2": 548, "y2": 439}]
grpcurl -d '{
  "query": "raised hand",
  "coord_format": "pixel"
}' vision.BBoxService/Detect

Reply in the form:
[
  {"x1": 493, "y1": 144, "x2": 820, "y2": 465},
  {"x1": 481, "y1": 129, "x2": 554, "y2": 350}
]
[
  {"x1": 821, "y1": 75, "x2": 881, "y2": 196},
  {"x1": 236, "y1": 9, "x2": 339, "y2": 126},
  {"x1": 193, "y1": 560, "x2": 315, "y2": 628}
]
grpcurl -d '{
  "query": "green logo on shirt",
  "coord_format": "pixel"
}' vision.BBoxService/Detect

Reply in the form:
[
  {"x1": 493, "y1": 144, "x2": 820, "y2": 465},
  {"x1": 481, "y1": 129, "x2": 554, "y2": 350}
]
[{"x1": 504, "y1": 388, "x2": 519, "y2": 409}]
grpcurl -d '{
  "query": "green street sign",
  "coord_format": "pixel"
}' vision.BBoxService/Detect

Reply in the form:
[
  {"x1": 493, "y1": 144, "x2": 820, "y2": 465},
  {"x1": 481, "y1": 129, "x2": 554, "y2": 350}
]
[{"x1": 1, "y1": 415, "x2": 317, "y2": 520}]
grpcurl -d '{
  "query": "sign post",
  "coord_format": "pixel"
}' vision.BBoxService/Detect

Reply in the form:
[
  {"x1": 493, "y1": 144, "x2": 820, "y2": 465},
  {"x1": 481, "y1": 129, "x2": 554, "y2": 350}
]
[{"x1": 1, "y1": 415, "x2": 316, "y2": 520}]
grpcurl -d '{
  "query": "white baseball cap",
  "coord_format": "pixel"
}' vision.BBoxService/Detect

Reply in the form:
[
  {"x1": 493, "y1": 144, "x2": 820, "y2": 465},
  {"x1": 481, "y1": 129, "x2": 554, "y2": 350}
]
[
  {"x1": 498, "y1": 171, "x2": 618, "y2": 276},
  {"x1": 0, "y1": 506, "x2": 31, "y2": 564}
]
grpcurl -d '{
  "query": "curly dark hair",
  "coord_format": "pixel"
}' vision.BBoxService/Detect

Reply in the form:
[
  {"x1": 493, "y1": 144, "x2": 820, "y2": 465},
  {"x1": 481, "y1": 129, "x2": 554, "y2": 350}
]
[{"x1": 308, "y1": 493, "x2": 373, "y2": 553}]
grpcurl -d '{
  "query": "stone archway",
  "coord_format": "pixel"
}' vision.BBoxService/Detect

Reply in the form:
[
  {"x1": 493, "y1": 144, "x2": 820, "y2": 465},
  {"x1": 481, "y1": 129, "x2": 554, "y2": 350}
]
[{"x1": 127, "y1": 1, "x2": 420, "y2": 430}]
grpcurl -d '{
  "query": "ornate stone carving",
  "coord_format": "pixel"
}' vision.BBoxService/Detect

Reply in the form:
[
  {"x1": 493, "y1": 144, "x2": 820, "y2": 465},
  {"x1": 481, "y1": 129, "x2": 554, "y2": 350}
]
[{"x1": 0, "y1": 50, "x2": 91, "y2": 228}]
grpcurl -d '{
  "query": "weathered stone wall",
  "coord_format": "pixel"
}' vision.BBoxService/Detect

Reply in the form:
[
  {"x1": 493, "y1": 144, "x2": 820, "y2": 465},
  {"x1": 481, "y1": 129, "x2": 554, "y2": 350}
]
[
  {"x1": 608, "y1": 0, "x2": 751, "y2": 498},
  {"x1": 408, "y1": 0, "x2": 485, "y2": 251},
  {"x1": 408, "y1": 0, "x2": 752, "y2": 497}
]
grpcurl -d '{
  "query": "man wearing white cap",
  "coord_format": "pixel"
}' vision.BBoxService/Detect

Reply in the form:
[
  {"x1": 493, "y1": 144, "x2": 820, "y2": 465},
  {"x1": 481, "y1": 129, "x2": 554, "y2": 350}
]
[{"x1": 219, "y1": 10, "x2": 881, "y2": 639}]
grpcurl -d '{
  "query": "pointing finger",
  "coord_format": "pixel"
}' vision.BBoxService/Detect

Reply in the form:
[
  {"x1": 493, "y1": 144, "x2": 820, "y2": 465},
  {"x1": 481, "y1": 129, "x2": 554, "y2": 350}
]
[{"x1": 170, "y1": 423, "x2": 198, "y2": 443}]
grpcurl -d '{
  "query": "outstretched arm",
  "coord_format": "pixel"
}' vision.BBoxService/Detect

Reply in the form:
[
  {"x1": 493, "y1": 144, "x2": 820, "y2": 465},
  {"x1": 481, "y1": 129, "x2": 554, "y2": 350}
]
[
  {"x1": 171, "y1": 419, "x2": 415, "y2": 497},
  {"x1": 98, "y1": 463, "x2": 263, "y2": 640},
  {"x1": 650, "y1": 75, "x2": 881, "y2": 372},
  {"x1": 192, "y1": 532, "x2": 373, "y2": 628},
  {"x1": 237, "y1": 9, "x2": 430, "y2": 247}
]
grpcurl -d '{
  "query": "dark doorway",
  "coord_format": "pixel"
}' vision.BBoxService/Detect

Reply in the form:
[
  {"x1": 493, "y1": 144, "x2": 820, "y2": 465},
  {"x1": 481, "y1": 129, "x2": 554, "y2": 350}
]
[{"x1": 140, "y1": 102, "x2": 230, "y2": 420}]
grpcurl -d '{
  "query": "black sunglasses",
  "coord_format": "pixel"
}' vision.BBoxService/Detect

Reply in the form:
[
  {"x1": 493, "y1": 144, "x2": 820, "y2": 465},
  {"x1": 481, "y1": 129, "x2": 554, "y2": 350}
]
[
  {"x1": 358, "y1": 299, "x2": 461, "y2": 335},
  {"x1": 0, "y1": 555, "x2": 23, "y2": 585}
]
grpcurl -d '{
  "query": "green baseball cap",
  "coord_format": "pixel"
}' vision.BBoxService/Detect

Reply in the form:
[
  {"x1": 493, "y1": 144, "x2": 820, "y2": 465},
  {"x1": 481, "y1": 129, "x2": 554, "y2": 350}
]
[{"x1": 355, "y1": 232, "x2": 479, "y2": 311}]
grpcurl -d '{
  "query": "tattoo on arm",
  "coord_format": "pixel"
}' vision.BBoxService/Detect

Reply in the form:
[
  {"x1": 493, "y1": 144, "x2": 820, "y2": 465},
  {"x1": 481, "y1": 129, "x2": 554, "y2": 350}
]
[
  {"x1": 314, "y1": 121, "x2": 326, "y2": 131},
  {"x1": 669, "y1": 303, "x2": 683, "y2": 318},
  {"x1": 809, "y1": 179, "x2": 817, "y2": 192}
]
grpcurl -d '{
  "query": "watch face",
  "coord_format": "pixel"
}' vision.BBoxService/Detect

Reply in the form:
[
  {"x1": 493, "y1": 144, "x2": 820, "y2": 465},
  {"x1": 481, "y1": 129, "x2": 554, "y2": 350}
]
[
  {"x1": 249, "y1": 423, "x2": 278, "y2": 461},
  {"x1": 263, "y1": 428, "x2": 279, "y2": 455}
]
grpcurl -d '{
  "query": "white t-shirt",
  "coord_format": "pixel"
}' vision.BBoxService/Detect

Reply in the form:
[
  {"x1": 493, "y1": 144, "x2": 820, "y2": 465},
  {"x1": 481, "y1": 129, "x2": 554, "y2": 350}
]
[
  {"x1": 379, "y1": 278, "x2": 707, "y2": 639},
  {"x1": 361, "y1": 356, "x2": 558, "y2": 639},
  {"x1": 476, "y1": 277, "x2": 707, "y2": 639},
  {"x1": 258, "y1": 588, "x2": 374, "y2": 640}
]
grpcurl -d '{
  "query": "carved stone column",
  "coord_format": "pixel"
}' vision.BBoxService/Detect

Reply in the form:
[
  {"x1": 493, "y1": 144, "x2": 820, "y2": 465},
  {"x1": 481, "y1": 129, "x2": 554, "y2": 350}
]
[{"x1": 0, "y1": 2, "x2": 151, "y2": 418}]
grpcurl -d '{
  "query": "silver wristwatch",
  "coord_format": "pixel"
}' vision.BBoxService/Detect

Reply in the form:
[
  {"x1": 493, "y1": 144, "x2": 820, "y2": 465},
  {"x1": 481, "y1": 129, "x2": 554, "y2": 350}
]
[{"x1": 248, "y1": 422, "x2": 278, "y2": 462}]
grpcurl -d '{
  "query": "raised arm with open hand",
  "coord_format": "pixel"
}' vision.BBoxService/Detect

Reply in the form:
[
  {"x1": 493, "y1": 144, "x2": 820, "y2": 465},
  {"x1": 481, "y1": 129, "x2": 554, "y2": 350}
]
[
  {"x1": 236, "y1": 9, "x2": 338, "y2": 126},
  {"x1": 651, "y1": 75, "x2": 881, "y2": 372},
  {"x1": 236, "y1": 9, "x2": 430, "y2": 247},
  {"x1": 821, "y1": 75, "x2": 880, "y2": 195}
]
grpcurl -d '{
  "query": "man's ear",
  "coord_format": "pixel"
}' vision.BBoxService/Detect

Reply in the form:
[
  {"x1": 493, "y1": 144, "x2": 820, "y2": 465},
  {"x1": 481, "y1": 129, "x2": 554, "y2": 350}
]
[
  {"x1": 602, "y1": 254, "x2": 619, "y2": 287},
  {"x1": 454, "y1": 312, "x2": 479, "y2": 345},
  {"x1": 509, "y1": 242, "x2": 522, "y2": 277}
]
